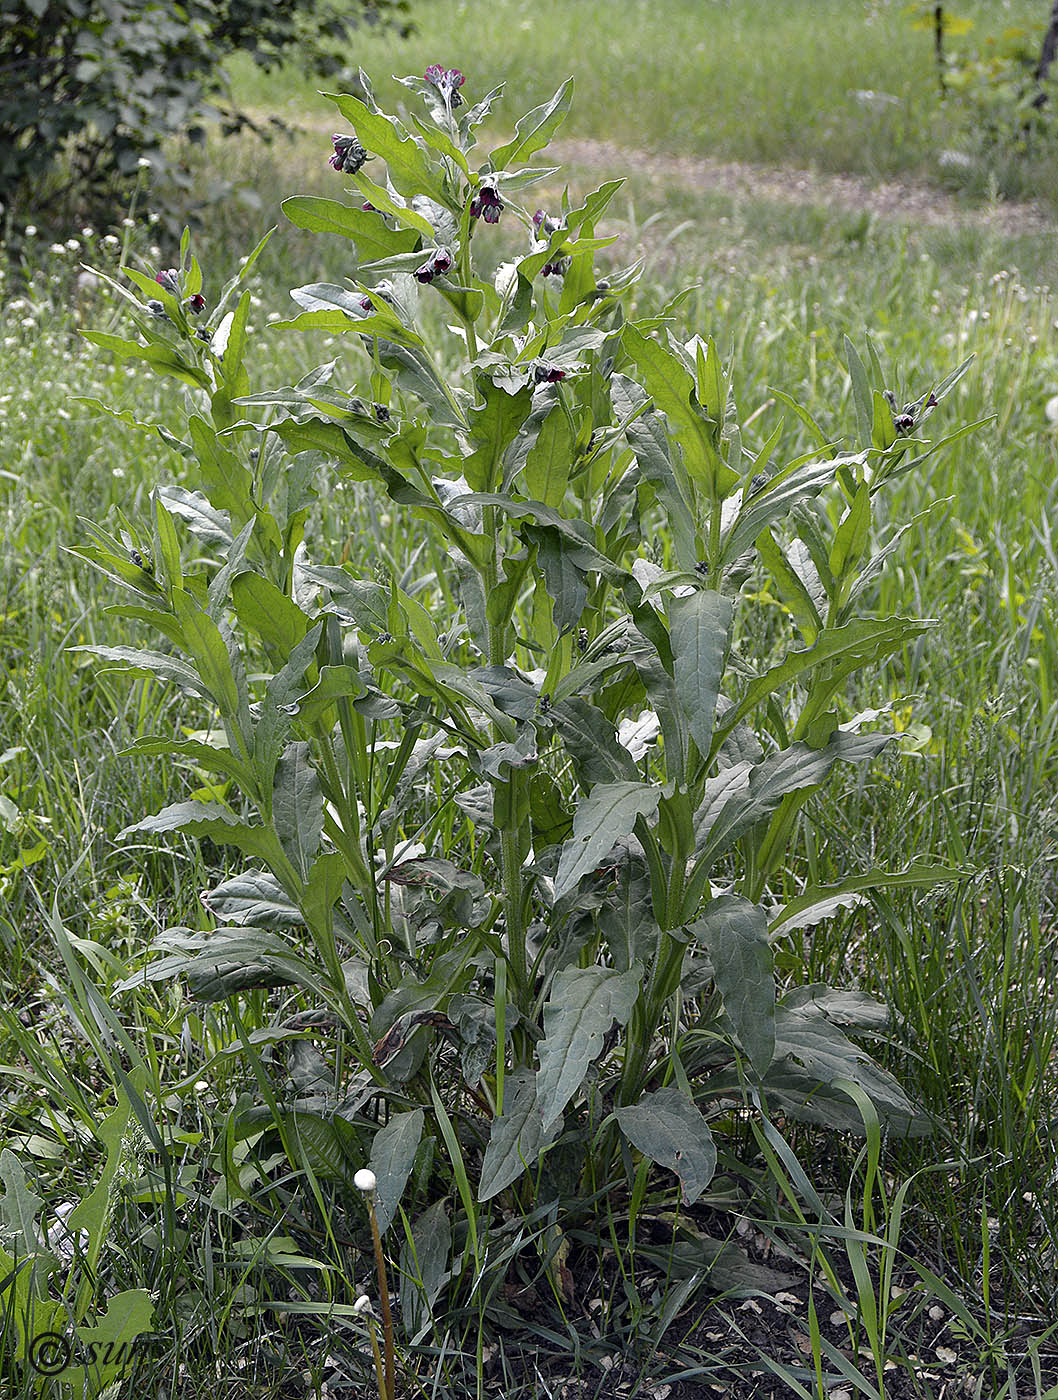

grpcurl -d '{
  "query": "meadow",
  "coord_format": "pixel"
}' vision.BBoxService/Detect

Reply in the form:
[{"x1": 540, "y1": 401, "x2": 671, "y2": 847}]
[{"x1": 2, "y1": 2, "x2": 1058, "y2": 1397}]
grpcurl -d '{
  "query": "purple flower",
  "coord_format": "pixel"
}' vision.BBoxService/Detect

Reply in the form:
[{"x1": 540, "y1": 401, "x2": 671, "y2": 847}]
[
  {"x1": 329, "y1": 133, "x2": 368, "y2": 174},
  {"x1": 359, "y1": 295, "x2": 373, "y2": 312},
  {"x1": 424, "y1": 64, "x2": 466, "y2": 107},
  {"x1": 413, "y1": 248, "x2": 453, "y2": 284},
  {"x1": 184, "y1": 292, "x2": 205, "y2": 314},
  {"x1": 362, "y1": 201, "x2": 378, "y2": 212},
  {"x1": 533, "y1": 209, "x2": 561, "y2": 237},
  {"x1": 154, "y1": 269, "x2": 180, "y2": 295},
  {"x1": 469, "y1": 183, "x2": 503, "y2": 225},
  {"x1": 533, "y1": 362, "x2": 566, "y2": 385},
  {"x1": 541, "y1": 258, "x2": 570, "y2": 278}
]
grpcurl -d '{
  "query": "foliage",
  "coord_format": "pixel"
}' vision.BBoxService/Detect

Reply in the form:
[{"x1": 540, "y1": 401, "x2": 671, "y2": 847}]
[
  {"x1": 0, "y1": 0, "x2": 411, "y2": 237},
  {"x1": 67, "y1": 67, "x2": 987, "y2": 1379}
]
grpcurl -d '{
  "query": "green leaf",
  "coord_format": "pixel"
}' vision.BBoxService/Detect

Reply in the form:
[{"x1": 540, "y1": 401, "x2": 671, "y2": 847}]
[
  {"x1": 765, "y1": 998, "x2": 927, "y2": 1134},
  {"x1": 689, "y1": 896, "x2": 775, "y2": 1074},
  {"x1": 536, "y1": 964, "x2": 641, "y2": 1128},
  {"x1": 171, "y1": 590, "x2": 241, "y2": 717},
  {"x1": 555, "y1": 781, "x2": 661, "y2": 899},
  {"x1": 118, "y1": 803, "x2": 286, "y2": 867},
  {"x1": 770, "y1": 863, "x2": 966, "y2": 935},
  {"x1": 64, "y1": 1288, "x2": 154, "y2": 1391},
  {"x1": 828, "y1": 480, "x2": 871, "y2": 580},
  {"x1": 490, "y1": 78, "x2": 573, "y2": 169},
  {"x1": 721, "y1": 453, "x2": 859, "y2": 566},
  {"x1": 0, "y1": 1149, "x2": 43, "y2": 1256},
  {"x1": 272, "y1": 743, "x2": 324, "y2": 879},
  {"x1": 400, "y1": 1199, "x2": 451, "y2": 1339},
  {"x1": 464, "y1": 378, "x2": 533, "y2": 492},
  {"x1": 523, "y1": 391, "x2": 575, "y2": 507},
  {"x1": 369, "y1": 1109, "x2": 425, "y2": 1235},
  {"x1": 203, "y1": 869, "x2": 302, "y2": 928},
  {"x1": 231, "y1": 573, "x2": 311, "y2": 659},
  {"x1": 121, "y1": 735, "x2": 250, "y2": 787},
  {"x1": 844, "y1": 336, "x2": 874, "y2": 450},
  {"x1": 696, "y1": 730, "x2": 893, "y2": 871},
  {"x1": 70, "y1": 644, "x2": 209, "y2": 701},
  {"x1": 667, "y1": 589, "x2": 732, "y2": 760},
  {"x1": 478, "y1": 1069, "x2": 559, "y2": 1201},
  {"x1": 282, "y1": 196, "x2": 420, "y2": 262},
  {"x1": 615, "y1": 1087, "x2": 717, "y2": 1204},
  {"x1": 716, "y1": 618, "x2": 933, "y2": 743}
]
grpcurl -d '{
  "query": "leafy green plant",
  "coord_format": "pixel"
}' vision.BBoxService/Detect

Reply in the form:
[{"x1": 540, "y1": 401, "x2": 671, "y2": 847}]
[{"x1": 74, "y1": 64, "x2": 980, "y2": 1375}]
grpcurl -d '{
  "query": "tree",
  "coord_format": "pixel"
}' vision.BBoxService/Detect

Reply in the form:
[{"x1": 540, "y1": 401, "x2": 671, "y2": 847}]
[{"x1": 0, "y1": 0, "x2": 411, "y2": 235}]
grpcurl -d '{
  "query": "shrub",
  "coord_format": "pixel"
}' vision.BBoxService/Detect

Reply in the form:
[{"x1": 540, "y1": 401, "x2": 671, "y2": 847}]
[
  {"x1": 73, "y1": 67, "x2": 982, "y2": 1382},
  {"x1": 0, "y1": 0, "x2": 411, "y2": 236}
]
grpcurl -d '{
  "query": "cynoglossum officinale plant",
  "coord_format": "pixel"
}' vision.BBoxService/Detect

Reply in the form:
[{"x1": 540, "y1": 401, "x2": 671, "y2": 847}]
[{"x1": 75, "y1": 65, "x2": 978, "y2": 1265}]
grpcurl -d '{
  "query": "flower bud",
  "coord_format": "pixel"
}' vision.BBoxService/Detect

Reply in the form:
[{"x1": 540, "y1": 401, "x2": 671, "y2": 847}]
[
  {"x1": 155, "y1": 269, "x2": 180, "y2": 295},
  {"x1": 330, "y1": 134, "x2": 368, "y2": 175}
]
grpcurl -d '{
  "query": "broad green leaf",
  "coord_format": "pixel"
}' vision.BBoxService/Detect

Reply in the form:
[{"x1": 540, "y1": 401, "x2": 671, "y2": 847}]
[
  {"x1": 400, "y1": 1199, "x2": 451, "y2": 1340},
  {"x1": 721, "y1": 453, "x2": 860, "y2": 566},
  {"x1": 70, "y1": 645, "x2": 209, "y2": 700},
  {"x1": 67, "y1": 1085, "x2": 137, "y2": 1317},
  {"x1": 172, "y1": 590, "x2": 241, "y2": 716},
  {"x1": 523, "y1": 393, "x2": 575, "y2": 507},
  {"x1": 231, "y1": 573, "x2": 311, "y2": 659},
  {"x1": 554, "y1": 781, "x2": 661, "y2": 899},
  {"x1": 287, "y1": 1112, "x2": 356, "y2": 1184},
  {"x1": 478, "y1": 1069, "x2": 559, "y2": 1201},
  {"x1": 118, "y1": 803, "x2": 286, "y2": 867},
  {"x1": 490, "y1": 78, "x2": 573, "y2": 169},
  {"x1": 282, "y1": 196, "x2": 420, "y2": 262},
  {"x1": 667, "y1": 589, "x2": 732, "y2": 760},
  {"x1": 369, "y1": 1109, "x2": 425, "y2": 1235},
  {"x1": 689, "y1": 896, "x2": 775, "y2": 1074},
  {"x1": 536, "y1": 964, "x2": 641, "y2": 1128},
  {"x1": 829, "y1": 480, "x2": 871, "y2": 580},
  {"x1": 716, "y1": 618, "x2": 933, "y2": 743},
  {"x1": 615, "y1": 1087, "x2": 717, "y2": 1204},
  {"x1": 203, "y1": 868, "x2": 302, "y2": 927},
  {"x1": 756, "y1": 529, "x2": 822, "y2": 644},
  {"x1": 764, "y1": 999, "x2": 927, "y2": 1134},
  {"x1": 550, "y1": 699, "x2": 641, "y2": 787},
  {"x1": 696, "y1": 730, "x2": 893, "y2": 871},
  {"x1": 769, "y1": 863, "x2": 965, "y2": 935},
  {"x1": 0, "y1": 1150, "x2": 43, "y2": 1256},
  {"x1": 187, "y1": 415, "x2": 255, "y2": 526},
  {"x1": 273, "y1": 742, "x2": 324, "y2": 879},
  {"x1": 464, "y1": 378, "x2": 533, "y2": 492},
  {"x1": 123, "y1": 736, "x2": 249, "y2": 787},
  {"x1": 65, "y1": 1288, "x2": 154, "y2": 1391}
]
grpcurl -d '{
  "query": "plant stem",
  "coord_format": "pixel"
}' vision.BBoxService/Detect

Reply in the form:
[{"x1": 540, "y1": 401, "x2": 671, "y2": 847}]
[{"x1": 366, "y1": 1197, "x2": 395, "y2": 1400}]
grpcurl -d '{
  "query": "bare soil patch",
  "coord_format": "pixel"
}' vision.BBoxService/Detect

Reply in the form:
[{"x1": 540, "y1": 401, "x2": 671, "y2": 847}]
[{"x1": 551, "y1": 137, "x2": 1056, "y2": 237}]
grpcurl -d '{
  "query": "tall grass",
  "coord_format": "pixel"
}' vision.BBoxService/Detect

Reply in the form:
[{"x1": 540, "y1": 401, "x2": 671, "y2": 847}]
[{"x1": 228, "y1": 0, "x2": 1058, "y2": 200}]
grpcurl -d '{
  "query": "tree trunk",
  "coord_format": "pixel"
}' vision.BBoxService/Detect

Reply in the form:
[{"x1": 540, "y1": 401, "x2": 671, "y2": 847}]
[{"x1": 1033, "y1": 0, "x2": 1058, "y2": 107}]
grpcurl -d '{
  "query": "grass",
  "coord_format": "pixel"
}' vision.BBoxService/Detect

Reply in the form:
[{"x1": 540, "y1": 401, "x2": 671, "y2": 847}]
[
  {"x1": 228, "y1": 0, "x2": 1058, "y2": 203},
  {"x1": 3, "y1": 10, "x2": 1058, "y2": 1396}
]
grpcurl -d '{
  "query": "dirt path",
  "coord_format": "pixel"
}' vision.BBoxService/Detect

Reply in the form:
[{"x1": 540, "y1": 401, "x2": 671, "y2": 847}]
[
  {"x1": 550, "y1": 136, "x2": 1056, "y2": 237},
  {"x1": 285, "y1": 109, "x2": 1055, "y2": 236}
]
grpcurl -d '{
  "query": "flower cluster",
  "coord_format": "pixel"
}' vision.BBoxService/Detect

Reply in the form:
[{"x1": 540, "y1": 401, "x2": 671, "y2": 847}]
[
  {"x1": 330, "y1": 133, "x2": 368, "y2": 174},
  {"x1": 424, "y1": 64, "x2": 465, "y2": 106},
  {"x1": 533, "y1": 362, "x2": 566, "y2": 384},
  {"x1": 533, "y1": 210, "x2": 570, "y2": 277},
  {"x1": 154, "y1": 269, "x2": 205, "y2": 314},
  {"x1": 469, "y1": 183, "x2": 503, "y2": 224},
  {"x1": 414, "y1": 249, "x2": 453, "y2": 284}
]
